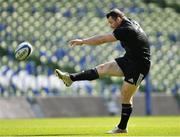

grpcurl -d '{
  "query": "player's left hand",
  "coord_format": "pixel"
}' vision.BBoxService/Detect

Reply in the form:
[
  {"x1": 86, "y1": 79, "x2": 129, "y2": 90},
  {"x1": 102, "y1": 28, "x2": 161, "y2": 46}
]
[{"x1": 69, "y1": 39, "x2": 83, "y2": 47}]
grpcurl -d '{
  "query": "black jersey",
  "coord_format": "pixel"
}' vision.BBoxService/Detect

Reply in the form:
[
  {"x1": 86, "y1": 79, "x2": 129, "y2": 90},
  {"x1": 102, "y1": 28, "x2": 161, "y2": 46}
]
[{"x1": 113, "y1": 18, "x2": 150, "y2": 62}]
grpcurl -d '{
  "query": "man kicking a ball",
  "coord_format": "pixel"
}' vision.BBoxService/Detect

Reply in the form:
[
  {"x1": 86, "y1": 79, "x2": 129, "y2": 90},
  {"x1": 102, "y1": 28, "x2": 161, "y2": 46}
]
[{"x1": 55, "y1": 8, "x2": 151, "y2": 134}]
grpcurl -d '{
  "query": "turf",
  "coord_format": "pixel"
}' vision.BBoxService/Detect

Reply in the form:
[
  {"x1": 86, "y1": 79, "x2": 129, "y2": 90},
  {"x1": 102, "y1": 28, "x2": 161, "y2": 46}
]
[{"x1": 0, "y1": 116, "x2": 179, "y2": 136}]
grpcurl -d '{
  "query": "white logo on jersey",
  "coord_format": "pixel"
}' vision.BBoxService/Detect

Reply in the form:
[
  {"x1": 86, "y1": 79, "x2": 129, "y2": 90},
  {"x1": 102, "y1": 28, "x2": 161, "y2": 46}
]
[
  {"x1": 136, "y1": 73, "x2": 144, "y2": 85},
  {"x1": 128, "y1": 78, "x2": 134, "y2": 83}
]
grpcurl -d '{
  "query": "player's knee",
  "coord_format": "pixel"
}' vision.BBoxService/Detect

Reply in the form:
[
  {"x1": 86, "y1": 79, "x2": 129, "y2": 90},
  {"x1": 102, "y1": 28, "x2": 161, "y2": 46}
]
[
  {"x1": 97, "y1": 64, "x2": 107, "y2": 75},
  {"x1": 121, "y1": 95, "x2": 133, "y2": 104}
]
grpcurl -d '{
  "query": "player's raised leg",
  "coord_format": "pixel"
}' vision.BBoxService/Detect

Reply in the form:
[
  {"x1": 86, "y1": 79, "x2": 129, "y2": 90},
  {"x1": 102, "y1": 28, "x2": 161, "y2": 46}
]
[
  {"x1": 55, "y1": 69, "x2": 73, "y2": 87},
  {"x1": 55, "y1": 60, "x2": 124, "y2": 87},
  {"x1": 96, "y1": 60, "x2": 124, "y2": 77}
]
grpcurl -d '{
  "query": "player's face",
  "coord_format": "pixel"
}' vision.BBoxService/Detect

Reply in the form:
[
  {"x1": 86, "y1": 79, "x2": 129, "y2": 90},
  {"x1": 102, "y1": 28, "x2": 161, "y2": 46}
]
[{"x1": 107, "y1": 16, "x2": 122, "y2": 30}]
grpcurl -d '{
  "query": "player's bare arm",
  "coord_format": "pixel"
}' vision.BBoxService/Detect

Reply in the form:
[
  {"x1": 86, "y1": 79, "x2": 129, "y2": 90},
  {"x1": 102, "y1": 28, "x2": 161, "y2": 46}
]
[{"x1": 69, "y1": 33, "x2": 117, "y2": 47}]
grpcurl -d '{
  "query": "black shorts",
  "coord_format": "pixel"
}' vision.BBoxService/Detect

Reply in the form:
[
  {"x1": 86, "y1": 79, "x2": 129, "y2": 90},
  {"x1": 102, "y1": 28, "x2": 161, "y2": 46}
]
[{"x1": 115, "y1": 57, "x2": 151, "y2": 85}]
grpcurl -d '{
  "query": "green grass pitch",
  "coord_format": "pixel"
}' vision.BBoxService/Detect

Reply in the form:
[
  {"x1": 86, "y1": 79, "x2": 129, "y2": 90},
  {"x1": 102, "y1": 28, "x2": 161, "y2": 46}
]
[{"x1": 0, "y1": 116, "x2": 179, "y2": 136}]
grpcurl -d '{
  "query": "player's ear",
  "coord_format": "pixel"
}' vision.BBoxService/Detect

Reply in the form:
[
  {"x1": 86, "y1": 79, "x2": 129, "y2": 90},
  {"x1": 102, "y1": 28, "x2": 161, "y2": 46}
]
[{"x1": 116, "y1": 17, "x2": 122, "y2": 23}]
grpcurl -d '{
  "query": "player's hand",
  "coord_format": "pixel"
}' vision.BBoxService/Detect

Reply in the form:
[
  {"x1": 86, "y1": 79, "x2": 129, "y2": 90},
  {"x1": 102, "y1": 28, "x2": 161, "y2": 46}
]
[{"x1": 69, "y1": 39, "x2": 83, "y2": 47}]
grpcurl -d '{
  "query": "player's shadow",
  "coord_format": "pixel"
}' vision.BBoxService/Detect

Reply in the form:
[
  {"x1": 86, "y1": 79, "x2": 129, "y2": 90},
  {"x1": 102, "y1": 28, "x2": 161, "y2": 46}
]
[{"x1": 21, "y1": 133, "x2": 112, "y2": 136}]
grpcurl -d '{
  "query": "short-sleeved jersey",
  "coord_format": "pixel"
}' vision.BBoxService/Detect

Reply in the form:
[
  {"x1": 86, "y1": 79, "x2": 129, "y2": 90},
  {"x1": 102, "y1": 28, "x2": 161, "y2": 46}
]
[{"x1": 113, "y1": 18, "x2": 150, "y2": 62}]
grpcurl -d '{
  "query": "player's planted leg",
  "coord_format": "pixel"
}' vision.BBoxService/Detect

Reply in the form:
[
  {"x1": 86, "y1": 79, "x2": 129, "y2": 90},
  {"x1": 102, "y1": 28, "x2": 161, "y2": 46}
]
[
  {"x1": 107, "y1": 105, "x2": 132, "y2": 134},
  {"x1": 118, "y1": 104, "x2": 132, "y2": 129},
  {"x1": 107, "y1": 82, "x2": 138, "y2": 134},
  {"x1": 107, "y1": 126, "x2": 127, "y2": 134}
]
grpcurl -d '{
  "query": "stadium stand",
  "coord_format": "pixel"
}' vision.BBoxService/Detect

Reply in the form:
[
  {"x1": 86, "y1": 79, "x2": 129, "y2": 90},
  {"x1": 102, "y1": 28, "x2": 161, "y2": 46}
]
[{"x1": 0, "y1": 0, "x2": 179, "y2": 98}]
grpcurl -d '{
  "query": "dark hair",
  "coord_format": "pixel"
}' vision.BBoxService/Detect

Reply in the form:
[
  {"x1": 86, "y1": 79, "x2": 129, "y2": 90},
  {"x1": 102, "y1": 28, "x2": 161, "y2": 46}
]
[{"x1": 106, "y1": 8, "x2": 125, "y2": 19}]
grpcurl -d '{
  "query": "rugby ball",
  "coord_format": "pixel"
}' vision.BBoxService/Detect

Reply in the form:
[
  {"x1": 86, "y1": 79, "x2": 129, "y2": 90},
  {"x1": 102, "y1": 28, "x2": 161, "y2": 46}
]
[{"x1": 15, "y1": 42, "x2": 33, "y2": 60}]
